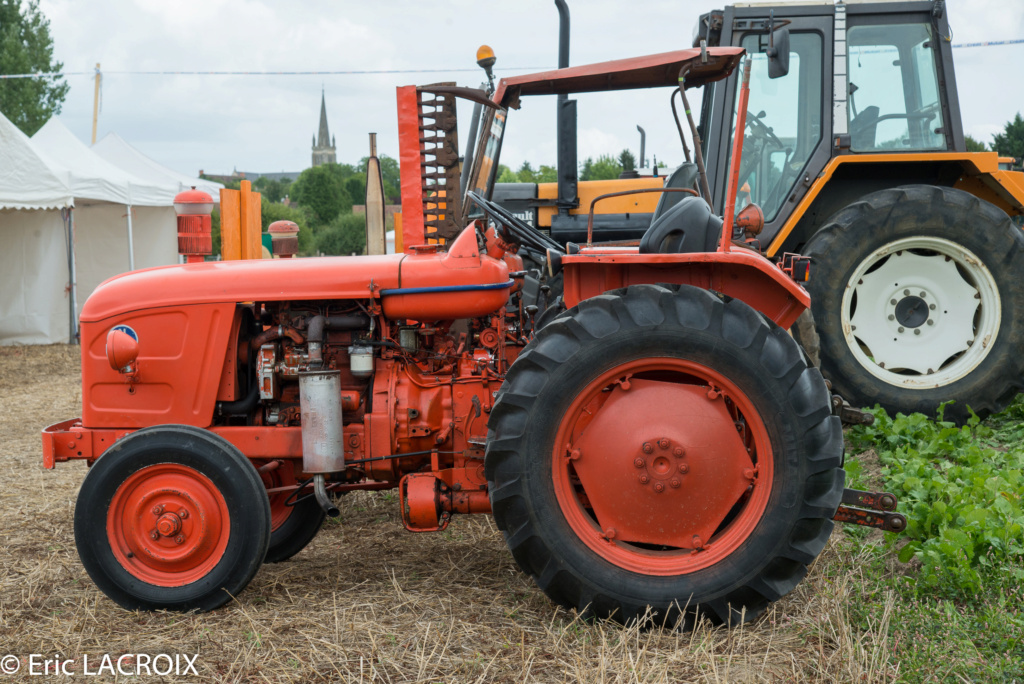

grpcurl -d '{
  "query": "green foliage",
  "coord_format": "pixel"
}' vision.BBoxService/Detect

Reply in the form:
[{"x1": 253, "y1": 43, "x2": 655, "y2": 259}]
[
  {"x1": 505, "y1": 161, "x2": 557, "y2": 184},
  {"x1": 0, "y1": 0, "x2": 68, "y2": 136},
  {"x1": 253, "y1": 176, "x2": 292, "y2": 204},
  {"x1": 289, "y1": 163, "x2": 354, "y2": 225},
  {"x1": 580, "y1": 155, "x2": 623, "y2": 181},
  {"x1": 848, "y1": 400, "x2": 1024, "y2": 596},
  {"x1": 316, "y1": 212, "x2": 366, "y2": 256},
  {"x1": 618, "y1": 149, "x2": 636, "y2": 172},
  {"x1": 496, "y1": 165, "x2": 517, "y2": 183},
  {"x1": 964, "y1": 134, "x2": 988, "y2": 153},
  {"x1": 992, "y1": 112, "x2": 1024, "y2": 158}
]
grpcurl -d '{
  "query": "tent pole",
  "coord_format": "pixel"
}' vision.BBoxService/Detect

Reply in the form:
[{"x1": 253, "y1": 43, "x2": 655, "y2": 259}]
[
  {"x1": 65, "y1": 208, "x2": 79, "y2": 344},
  {"x1": 126, "y1": 204, "x2": 135, "y2": 271}
]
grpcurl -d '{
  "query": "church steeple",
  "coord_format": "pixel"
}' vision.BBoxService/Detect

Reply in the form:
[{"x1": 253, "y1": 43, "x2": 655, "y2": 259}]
[{"x1": 312, "y1": 88, "x2": 337, "y2": 167}]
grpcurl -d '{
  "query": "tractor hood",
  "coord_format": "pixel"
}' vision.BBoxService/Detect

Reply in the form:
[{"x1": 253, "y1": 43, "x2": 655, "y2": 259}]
[
  {"x1": 79, "y1": 255, "x2": 406, "y2": 322},
  {"x1": 80, "y1": 227, "x2": 512, "y2": 323}
]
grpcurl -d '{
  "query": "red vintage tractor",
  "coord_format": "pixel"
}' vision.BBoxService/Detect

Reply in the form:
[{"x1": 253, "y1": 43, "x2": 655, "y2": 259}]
[{"x1": 42, "y1": 46, "x2": 902, "y2": 627}]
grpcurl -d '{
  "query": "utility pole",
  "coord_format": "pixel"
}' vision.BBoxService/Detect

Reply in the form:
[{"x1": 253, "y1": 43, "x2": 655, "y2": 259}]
[{"x1": 91, "y1": 63, "x2": 101, "y2": 145}]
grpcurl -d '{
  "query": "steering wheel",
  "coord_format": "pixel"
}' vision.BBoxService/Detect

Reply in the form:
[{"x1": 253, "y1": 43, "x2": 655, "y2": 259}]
[
  {"x1": 746, "y1": 113, "x2": 784, "y2": 149},
  {"x1": 466, "y1": 191, "x2": 564, "y2": 254},
  {"x1": 850, "y1": 111, "x2": 936, "y2": 138}
]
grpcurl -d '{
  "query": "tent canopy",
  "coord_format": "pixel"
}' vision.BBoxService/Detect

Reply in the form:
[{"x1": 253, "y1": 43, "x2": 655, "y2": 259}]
[
  {"x1": 0, "y1": 111, "x2": 74, "y2": 210},
  {"x1": 93, "y1": 132, "x2": 223, "y2": 200},
  {"x1": 31, "y1": 118, "x2": 176, "y2": 206}
]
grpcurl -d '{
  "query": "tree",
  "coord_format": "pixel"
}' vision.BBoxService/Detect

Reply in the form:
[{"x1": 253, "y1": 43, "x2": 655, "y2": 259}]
[
  {"x1": 992, "y1": 113, "x2": 1024, "y2": 159},
  {"x1": 289, "y1": 163, "x2": 353, "y2": 226},
  {"x1": 516, "y1": 161, "x2": 537, "y2": 182},
  {"x1": 964, "y1": 135, "x2": 987, "y2": 153},
  {"x1": 317, "y1": 212, "x2": 366, "y2": 256},
  {"x1": 536, "y1": 165, "x2": 557, "y2": 183},
  {"x1": 580, "y1": 155, "x2": 623, "y2": 181},
  {"x1": 253, "y1": 176, "x2": 291, "y2": 204},
  {"x1": 618, "y1": 149, "x2": 636, "y2": 172},
  {"x1": 261, "y1": 198, "x2": 315, "y2": 255},
  {"x1": 496, "y1": 165, "x2": 517, "y2": 183},
  {"x1": 0, "y1": 0, "x2": 69, "y2": 135}
]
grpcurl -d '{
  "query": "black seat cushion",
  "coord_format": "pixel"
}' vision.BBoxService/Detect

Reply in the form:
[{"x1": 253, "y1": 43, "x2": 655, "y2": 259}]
[
  {"x1": 639, "y1": 196, "x2": 723, "y2": 255},
  {"x1": 651, "y1": 163, "x2": 699, "y2": 222}
]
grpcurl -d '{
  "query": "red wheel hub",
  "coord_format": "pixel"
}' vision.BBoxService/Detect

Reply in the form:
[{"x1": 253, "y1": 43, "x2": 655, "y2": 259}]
[
  {"x1": 553, "y1": 358, "x2": 773, "y2": 575},
  {"x1": 106, "y1": 463, "x2": 230, "y2": 587}
]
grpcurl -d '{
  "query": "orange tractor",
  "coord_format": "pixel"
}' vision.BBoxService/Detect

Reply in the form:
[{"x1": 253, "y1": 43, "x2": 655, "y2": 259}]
[{"x1": 43, "y1": 46, "x2": 902, "y2": 626}]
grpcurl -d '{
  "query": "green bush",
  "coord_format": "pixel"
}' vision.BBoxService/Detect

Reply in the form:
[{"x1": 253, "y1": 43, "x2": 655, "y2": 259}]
[
  {"x1": 848, "y1": 400, "x2": 1024, "y2": 596},
  {"x1": 316, "y1": 212, "x2": 366, "y2": 256}
]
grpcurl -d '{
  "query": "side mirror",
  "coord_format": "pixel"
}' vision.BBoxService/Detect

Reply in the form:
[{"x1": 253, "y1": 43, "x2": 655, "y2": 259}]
[{"x1": 767, "y1": 27, "x2": 790, "y2": 79}]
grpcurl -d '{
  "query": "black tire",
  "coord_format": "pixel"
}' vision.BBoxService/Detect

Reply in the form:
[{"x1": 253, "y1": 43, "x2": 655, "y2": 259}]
[
  {"x1": 261, "y1": 462, "x2": 326, "y2": 563},
  {"x1": 485, "y1": 284, "x2": 844, "y2": 627},
  {"x1": 803, "y1": 185, "x2": 1024, "y2": 423},
  {"x1": 75, "y1": 425, "x2": 271, "y2": 611},
  {"x1": 791, "y1": 308, "x2": 821, "y2": 369}
]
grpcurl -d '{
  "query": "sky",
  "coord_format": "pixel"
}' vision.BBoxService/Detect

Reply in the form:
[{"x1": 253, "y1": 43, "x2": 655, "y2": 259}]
[{"x1": 33, "y1": 0, "x2": 1024, "y2": 179}]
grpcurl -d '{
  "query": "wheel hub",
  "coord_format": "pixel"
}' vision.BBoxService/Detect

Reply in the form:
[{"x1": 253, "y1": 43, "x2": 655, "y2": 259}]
[
  {"x1": 569, "y1": 378, "x2": 755, "y2": 549},
  {"x1": 893, "y1": 294, "x2": 929, "y2": 328}
]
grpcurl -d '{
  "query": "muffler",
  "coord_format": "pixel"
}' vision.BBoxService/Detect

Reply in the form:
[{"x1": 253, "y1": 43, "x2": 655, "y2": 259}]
[{"x1": 298, "y1": 370, "x2": 344, "y2": 516}]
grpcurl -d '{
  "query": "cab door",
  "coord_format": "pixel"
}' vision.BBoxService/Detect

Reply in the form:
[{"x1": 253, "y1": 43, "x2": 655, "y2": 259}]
[{"x1": 702, "y1": 7, "x2": 833, "y2": 252}]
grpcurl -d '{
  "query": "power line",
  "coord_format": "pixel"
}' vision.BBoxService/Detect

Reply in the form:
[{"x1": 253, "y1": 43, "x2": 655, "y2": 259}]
[
  {"x1": 0, "y1": 66, "x2": 549, "y2": 80},
  {"x1": 2, "y1": 38, "x2": 1022, "y2": 81}
]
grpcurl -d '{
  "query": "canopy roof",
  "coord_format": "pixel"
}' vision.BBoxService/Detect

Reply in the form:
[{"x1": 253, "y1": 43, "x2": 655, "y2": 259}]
[
  {"x1": 31, "y1": 118, "x2": 175, "y2": 206},
  {"x1": 494, "y1": 46, "x2": 745, "y2": 108},
  {"x1": 0, "y1": 110, "x2": 74, "y2": 210},
  {"x1": 93, "y1": 132, "x2": 223, "y2": 199}
]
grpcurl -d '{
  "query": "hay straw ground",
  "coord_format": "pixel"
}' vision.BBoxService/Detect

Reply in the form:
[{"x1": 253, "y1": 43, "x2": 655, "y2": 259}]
[{"x1": 0, "y1": 345, "x2": 898, "y2": 682}]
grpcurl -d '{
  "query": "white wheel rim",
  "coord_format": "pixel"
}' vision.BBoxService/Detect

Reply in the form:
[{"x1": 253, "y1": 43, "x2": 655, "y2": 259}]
[{"x1": 841, "y1": 236, "x2": 1000, "y2": 389}]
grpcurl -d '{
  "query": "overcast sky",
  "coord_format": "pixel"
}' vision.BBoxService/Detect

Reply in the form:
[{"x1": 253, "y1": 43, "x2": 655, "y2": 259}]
[{"x1": 35, "y1": 0, "x2": 1024, "y2": 178}]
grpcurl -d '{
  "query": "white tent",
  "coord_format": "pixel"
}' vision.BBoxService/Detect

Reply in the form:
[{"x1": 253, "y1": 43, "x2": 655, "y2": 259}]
[
  {"x1": 30, "y1": 119, "x2": 181, "y2": 323},
  {"x1": 93, "y1": 132, "x2": 223, "y2": 199},
  {"x1": 0, "y1": 112, "x2": 76, "y2": 344}
]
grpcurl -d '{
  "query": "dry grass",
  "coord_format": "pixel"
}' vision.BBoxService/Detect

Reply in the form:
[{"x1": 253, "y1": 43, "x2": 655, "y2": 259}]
[{"x1": 0, "y1": 345, "x2": 899, "y2": 682}]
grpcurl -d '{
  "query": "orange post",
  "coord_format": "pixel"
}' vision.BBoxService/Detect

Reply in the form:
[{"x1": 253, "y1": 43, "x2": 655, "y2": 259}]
[
  {"x1": 720, "y1": 58, "x2": 752, "y2": 253},
  {"x1": 219, "y1": 188, "x2": 241, "y2": 261}
]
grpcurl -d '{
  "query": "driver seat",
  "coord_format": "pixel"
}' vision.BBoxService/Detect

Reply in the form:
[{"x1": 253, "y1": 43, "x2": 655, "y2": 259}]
[
  {"x1": 639, "y1": 195, "x2": 722, "y2": 255},
  {"x1": 651, "y1": 163, "x2": 699, "y2": 222}
]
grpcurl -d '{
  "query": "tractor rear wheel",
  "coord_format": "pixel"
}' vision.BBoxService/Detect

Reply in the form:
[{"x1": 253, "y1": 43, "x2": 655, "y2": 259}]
[
  {"x1": 802, "y1": 185, "x2": 1024, "y2": 423},
  {"x1": 75, "y1": 425, "x2": 271, "y2": 611},
  {"x1": 257, "y1": 460, "x2": 326, "y2": 563},
  {"x1": 485, "y1": 284, "x2": 844, "y2": 626}
]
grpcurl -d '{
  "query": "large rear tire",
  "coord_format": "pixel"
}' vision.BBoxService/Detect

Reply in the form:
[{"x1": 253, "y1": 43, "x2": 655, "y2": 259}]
[
  {"x1": 75, "y1": 425, "x2": 271, "y2": 611},
  {"x1": 257, "y1": 460, "x2": 326, "y2": 563},
  {"x1": 803, "y1": 185, "x2": 1024, "y2": 423},
  {"x1": 485, "y1": 284, "x2": 844, "y2": 626}
]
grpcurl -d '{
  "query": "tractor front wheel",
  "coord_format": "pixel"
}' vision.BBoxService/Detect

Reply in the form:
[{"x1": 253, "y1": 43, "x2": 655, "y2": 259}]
[
  {"x1": 485, "y1": 284, "x2": 844, "y2": 626},
  {"x1": 75, "y1": 425, "x2": 271, "y2": 611},
  {"x1": 802, "y1": 185, "x2": 1024, "y2": 423}
]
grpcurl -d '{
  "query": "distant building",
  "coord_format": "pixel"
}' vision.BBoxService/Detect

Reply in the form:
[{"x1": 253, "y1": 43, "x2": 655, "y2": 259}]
[
  {"x1": 200, "y1": 90, "x2": 337, "y2": 185},
  {"x1": 312, "y1": 89, "x2": 336, "y2": 167}
]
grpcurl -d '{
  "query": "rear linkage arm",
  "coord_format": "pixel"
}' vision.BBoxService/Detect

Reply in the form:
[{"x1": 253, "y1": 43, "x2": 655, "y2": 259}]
[{"x1": 833, "y1": 487, "x2": 908, "y2": 533}]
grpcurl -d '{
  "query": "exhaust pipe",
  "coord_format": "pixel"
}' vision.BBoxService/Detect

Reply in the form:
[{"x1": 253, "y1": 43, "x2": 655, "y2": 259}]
[{"x1": 298, "y1": 370, "x2": 345, "y2": 515}]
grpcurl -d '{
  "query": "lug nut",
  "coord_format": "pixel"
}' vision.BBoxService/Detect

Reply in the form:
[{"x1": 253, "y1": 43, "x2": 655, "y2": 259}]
[
  {"x1": 673, "y1": 447, "x2": 685, "y2": 458},
  {"x1": 919, "y1": 291, "x2": 926, "y2": 298},
  {"x1": 642, "y1": 442, "x2": 653, "y2": 454},
  {"x1": 603, "y1": 528, "x2": 616, "y2": 540},
  {"x1": 744, "y1": 468, "x2": 755, "y2": 480},
  {"x1": 174, "y1": 534, "x2": 185, "y2": 545},
  {"x1": 150, "y1": 530, "x2": 159, "y2": 540},
  {"x1": 927, "y1": 320, "x2": 934, "y2": 326},
  {"x1": 568, "y1": 448, "x2": 581, "y2": 461},
  {"x1": 890, "y1": 299, "x2": 897, "y2": 305},
  {"x1": 669, "y1": 478, "x2": 681, "y2": 488},
  {"x1": 898, "y1": 327, "x2": 905, "y2": 333},
  {"x1": 692, "y1": 535, "x2": 703, "y2": 549},
  {"x1": 639, "y1": 474, "x2": 650, "y2": 484},
  {"x1": 678, "y1": 463, "x2": 689, "y2": 474},
  {"x1": 634, "y1": 457, "x2": 646, "y2": 469},
  {"x1": 653, "y1": 482, "x2": 665, "y2": 493},
  {"x1": 888, "y1": 314, "x2": 895, "y2": 320},
  {"x1": 929, "y1": 304, "x2": 936, "y2": 310},
  {"x1": 178, "y1": 508, "x2": 189, "y2": 519},
  {"x1": 152, "y1": 504, "x2": 164, "y2": 516},
  {"x1": 914, "y1": 329, "x2": 921, "y2": 335},
  {"x1": 657, "y1": 438, "x2": 670, "y2": 450},
  {"x1": 903, "y1": 289, "x2": 910, "y2": 296}
]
